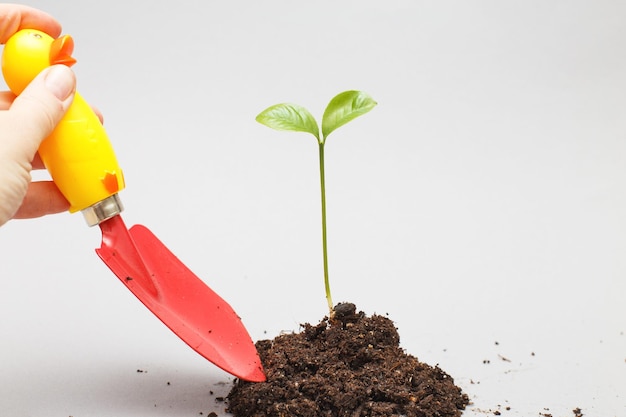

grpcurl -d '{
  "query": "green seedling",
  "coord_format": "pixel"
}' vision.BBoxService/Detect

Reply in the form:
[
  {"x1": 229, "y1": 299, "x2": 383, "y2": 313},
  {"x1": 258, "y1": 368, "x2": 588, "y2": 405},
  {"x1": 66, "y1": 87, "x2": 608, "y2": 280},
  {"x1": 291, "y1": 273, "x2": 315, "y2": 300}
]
[{"x1": 256, "y1": 90, "x2": 377, "y2": 315}]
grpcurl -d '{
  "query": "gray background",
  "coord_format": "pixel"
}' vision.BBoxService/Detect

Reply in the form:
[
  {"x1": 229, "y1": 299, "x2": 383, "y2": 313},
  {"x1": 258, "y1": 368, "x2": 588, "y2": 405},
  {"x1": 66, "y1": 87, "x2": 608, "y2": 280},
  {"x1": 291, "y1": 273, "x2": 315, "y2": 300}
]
[{"x1": 0, "y1": 1, "x2": 624, "y2": 416}]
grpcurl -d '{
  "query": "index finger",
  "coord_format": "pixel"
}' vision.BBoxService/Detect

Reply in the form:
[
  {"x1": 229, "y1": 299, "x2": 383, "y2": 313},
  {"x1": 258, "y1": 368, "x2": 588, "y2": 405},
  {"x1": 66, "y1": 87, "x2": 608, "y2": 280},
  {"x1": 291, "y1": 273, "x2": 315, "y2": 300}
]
[{"x1": 0, "y1": 4, "x2": 61, "y2": 44}]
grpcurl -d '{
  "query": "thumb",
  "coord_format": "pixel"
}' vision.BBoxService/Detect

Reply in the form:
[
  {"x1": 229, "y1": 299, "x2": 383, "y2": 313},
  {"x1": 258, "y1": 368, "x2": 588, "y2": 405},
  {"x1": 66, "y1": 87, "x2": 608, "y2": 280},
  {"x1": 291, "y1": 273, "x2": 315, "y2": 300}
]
[{"x1": 3, "y1": 65, "x2": 76, "y2": 162}]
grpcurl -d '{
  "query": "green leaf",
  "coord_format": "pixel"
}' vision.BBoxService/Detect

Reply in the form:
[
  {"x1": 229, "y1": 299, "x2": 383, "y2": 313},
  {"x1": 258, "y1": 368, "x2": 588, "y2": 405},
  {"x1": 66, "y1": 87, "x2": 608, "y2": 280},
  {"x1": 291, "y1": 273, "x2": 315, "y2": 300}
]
[
  {"x1": 321, "y1": 90, "x2": 377, "y2": 140},
  {"x1": 256, "y1": 103, "x2": 320, "y2": 141}
]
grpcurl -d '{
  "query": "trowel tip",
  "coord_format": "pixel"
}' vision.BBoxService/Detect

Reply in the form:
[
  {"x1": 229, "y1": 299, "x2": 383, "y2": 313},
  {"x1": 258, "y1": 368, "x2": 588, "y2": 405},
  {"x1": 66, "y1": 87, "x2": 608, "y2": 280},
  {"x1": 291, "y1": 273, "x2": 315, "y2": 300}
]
[{"x1": 238, "y1": 364, "x2": 266, "y2": 383}]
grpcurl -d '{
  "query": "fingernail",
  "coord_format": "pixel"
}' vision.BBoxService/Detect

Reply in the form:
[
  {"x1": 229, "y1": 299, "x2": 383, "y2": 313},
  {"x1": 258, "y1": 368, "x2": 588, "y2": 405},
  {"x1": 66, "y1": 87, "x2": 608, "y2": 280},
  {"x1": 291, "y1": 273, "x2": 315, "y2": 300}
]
[{"x1": 44, "y1": 65, "x2": 75, "y2": 101}]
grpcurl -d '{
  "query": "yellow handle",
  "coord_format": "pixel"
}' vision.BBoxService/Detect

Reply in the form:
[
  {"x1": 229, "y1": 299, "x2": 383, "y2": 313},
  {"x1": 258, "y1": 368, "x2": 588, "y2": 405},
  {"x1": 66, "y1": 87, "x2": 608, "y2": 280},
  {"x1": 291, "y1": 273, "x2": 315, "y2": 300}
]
[
  {"x1": 2, "y1": 29, "x2": 125, "y2": 213},
  {"x1": 39, "y1": 91, "x2": 125, "y2": 212}
]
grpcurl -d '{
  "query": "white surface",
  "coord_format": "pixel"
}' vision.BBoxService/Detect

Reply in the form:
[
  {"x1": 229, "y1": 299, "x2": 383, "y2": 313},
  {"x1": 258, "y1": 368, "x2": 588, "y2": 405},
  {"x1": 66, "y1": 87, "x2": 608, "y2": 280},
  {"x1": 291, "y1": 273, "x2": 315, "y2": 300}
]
[{"x1": 1, "y1": 1, "x2": 624, "y2": 416}]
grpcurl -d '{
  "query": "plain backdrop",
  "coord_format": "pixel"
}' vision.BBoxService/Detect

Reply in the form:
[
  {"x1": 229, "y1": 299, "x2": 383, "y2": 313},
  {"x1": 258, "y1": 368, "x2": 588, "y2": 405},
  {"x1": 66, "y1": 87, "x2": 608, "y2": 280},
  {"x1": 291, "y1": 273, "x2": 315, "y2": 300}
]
[{"x1": 0, "y1": 1, "x2": 624, "y2": 416}]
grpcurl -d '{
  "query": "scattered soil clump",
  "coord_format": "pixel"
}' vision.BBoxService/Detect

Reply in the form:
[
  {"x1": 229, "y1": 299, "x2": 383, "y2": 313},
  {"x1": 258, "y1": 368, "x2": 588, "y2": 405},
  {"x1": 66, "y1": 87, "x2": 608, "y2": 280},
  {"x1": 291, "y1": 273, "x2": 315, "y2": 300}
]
[{"x1": 227, "y1": 303, "x2": 469, "y2": 417}]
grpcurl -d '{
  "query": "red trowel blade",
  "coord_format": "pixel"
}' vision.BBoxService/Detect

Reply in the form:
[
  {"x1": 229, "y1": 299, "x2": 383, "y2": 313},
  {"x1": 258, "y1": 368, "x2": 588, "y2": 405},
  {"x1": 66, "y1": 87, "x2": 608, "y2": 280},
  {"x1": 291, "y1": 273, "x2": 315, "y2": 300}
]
[{"x1": 95, "y1": 215, "x2": 265, "y2": 382}]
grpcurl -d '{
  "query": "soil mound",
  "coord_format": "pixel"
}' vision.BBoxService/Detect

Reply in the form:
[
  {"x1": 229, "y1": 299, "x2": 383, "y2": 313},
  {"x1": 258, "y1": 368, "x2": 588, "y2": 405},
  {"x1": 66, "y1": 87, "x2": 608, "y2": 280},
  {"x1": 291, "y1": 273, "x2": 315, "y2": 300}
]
[{"x1": 227, "y1": 303, "x2": 469, "y2": 417}]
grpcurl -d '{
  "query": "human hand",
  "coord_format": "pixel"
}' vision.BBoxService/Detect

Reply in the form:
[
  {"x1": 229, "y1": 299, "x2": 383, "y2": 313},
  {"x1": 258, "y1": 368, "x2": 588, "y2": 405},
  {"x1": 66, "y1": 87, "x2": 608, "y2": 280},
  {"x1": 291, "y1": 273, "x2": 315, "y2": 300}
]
[{"x1": 0, "y1": 4, "x2": 76, "y2": 226}]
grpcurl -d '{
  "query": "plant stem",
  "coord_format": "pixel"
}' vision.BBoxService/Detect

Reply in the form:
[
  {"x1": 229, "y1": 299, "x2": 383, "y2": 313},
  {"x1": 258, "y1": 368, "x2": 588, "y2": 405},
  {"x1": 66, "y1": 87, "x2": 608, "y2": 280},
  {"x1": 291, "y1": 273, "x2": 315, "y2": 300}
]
[{"x1": 318, "y1": 141, "x2": 333, "y2": 313}]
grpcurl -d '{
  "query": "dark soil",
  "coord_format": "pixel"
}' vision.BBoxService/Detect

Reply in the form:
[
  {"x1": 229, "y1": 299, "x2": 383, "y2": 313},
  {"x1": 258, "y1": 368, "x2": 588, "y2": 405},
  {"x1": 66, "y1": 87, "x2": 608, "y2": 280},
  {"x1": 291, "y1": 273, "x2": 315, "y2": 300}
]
[{"x1": 227, "y1": 303, "x2": 469, "y2": 417}]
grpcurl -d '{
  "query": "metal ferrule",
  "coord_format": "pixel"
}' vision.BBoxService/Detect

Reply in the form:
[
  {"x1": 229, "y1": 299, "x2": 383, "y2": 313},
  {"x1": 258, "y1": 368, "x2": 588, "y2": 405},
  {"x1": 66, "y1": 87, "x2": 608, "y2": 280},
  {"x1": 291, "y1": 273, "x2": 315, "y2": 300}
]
[{"x1": 81, "y1": 194, "x2": 124, "y2": 227}]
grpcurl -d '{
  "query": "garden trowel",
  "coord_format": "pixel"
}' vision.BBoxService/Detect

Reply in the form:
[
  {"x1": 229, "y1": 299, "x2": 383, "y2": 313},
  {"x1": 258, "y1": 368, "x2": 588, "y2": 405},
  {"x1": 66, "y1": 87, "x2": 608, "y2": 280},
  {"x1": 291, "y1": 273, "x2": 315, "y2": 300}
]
[{"x1": 2, "y1": 29, "x2": 265, "y2": 382}]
